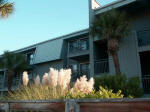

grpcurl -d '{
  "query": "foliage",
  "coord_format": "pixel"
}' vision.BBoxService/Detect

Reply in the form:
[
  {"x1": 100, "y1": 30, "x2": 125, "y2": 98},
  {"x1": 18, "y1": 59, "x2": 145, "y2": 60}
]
[
  {"x1": 90, "y1": 9, "x2": 130, "y2": 43},
  {"x1": 0, "y1": 51, "x2": 29, "y2": 90},
  {"x1": 0, "y1": 0, "x2": 14, "y2": 18},
  {"x1": 4, "y1": 68, "x2": 125, "y2": 100},
  {"x1": 0, "y1": 51, "x2": 28, "y2": 74},
  {"x1": 65, "y1": 86, "x2": 124, "y2": 99},
  {"x1": 94, "y1": 74, "x2": 143, "y2": 98}
]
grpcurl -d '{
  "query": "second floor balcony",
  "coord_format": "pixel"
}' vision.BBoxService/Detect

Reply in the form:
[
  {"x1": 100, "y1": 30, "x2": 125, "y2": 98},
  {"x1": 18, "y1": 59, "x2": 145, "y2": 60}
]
[{"x1": 68, "y1": 38, "x2": 89, "y2": 57}]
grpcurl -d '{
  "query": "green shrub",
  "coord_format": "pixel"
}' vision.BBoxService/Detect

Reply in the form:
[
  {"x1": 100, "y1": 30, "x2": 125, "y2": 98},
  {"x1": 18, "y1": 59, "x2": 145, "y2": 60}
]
[
  {"x1": 94, "y1": 74, "x2": 143, "y2": 98},
  {"x1": 65, "y1": 86, "x2": 124, "y2": 99}
]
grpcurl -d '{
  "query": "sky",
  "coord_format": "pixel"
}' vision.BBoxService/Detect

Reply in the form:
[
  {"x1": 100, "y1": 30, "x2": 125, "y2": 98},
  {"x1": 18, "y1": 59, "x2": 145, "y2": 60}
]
[{"x1": 0, "y1": 0, "x2": 116, "y2": 54}]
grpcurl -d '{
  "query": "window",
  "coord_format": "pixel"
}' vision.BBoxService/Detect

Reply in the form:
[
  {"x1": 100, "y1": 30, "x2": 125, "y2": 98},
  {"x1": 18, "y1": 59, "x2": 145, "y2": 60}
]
[
  {"x1": 71, "y1": 64, "x2": 78, "y2": 73},
  {"x1": 80, "y1": 38, "x2": 88, "y2": 50},
  {"x1": 30, "y1": 54, "x2": 34, "y2": 64},
  {"x1": 80, "y1": 63, "x2": 89, "y2": 75},
  {"x1": 69, "y1": 40, "x2": 78, "y2": 53},
  {"x1": 137, "y1": 29, "x2": 150, "y2": 46},
  {"x1": 27, "y1": 53, "x2": 34, "y2": 65}
]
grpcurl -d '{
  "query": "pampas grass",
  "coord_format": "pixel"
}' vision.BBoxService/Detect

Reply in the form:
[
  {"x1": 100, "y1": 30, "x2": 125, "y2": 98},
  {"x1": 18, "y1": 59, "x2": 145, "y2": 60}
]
[
  {"x1": 22, "y1": 71, "x2": 29, "y2": 86},
  {"x1": 71, "y1": 75, "x2": 94, "y2": 95},
  {"x1": 4, "y1": 68, "x2": 124, "y2": 100},
  {"x1": 34, "y1": 75, "x2": 40, "y2": 86}
]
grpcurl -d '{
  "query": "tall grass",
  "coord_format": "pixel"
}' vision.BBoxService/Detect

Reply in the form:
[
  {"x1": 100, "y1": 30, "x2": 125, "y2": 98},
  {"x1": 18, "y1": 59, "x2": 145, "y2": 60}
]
[
  {"x1": 4, "y1": 68, "x2": 124, "y2": 100},
  {"x1": 6, "y1": 85, "x2": 67, "y2": 100}
]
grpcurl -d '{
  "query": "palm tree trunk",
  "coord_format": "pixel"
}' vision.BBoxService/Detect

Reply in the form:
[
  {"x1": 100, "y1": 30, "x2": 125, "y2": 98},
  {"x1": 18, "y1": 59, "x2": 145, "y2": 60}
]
[
  {"x1": 6, "y1": 70, "x2": 14, "y2": 91},
  {"x1": 112, "y1": 52, "x2": 121, "y2": 76}
]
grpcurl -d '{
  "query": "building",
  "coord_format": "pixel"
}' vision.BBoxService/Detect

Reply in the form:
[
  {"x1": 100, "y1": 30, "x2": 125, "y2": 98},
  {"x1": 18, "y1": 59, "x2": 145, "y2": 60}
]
[{"x1": 0, "y1": 0, "x2": 150, "y2": 96}]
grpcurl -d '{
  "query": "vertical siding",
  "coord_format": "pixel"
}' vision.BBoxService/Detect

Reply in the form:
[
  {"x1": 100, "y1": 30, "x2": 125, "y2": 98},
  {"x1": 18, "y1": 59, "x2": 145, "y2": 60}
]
[
  {"x1": 109, "y1": 32, "x2": 140, "y2": 78},
  {"x1": 108, "y1": 57, "x2": 115, "y2": 75},
  {"x1": 34, "y1": 38, "x2": 64, "y2": 64},
  {"x1": 119, "y1": 32, "x2": 140, "y2": 78},
  {"x1": 33, "y1": 60, "x2": 64, "y2": 77}
]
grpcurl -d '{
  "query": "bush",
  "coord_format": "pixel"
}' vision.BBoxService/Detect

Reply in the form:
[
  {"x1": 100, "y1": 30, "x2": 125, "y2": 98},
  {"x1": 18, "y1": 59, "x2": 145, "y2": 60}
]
[
  {"x1": 94, "y1": 74, "x2": 143, "y2": 98},
  {"x1": 65, "y1": 86, "x2": 124, "y2": 99}
]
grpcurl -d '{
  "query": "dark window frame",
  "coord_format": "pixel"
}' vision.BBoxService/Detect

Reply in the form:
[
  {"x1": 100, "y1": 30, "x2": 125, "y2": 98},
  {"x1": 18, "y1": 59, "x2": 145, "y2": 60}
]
[{"x1": 137, "y1": 28, "x2": 150, "y2": 47}]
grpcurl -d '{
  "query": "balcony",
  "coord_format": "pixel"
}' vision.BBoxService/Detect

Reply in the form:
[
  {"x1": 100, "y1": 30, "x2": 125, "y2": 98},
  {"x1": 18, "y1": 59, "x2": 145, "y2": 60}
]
[
  {"x1": 142, "y1": 75, "x2": 150, "y2": 93},
  {"x1": 70, "y1": 63, "x2": 90, "y2": 81},
  {"x1": 68, "y1": 38, "x2": 89, "y2": 57},
  {"x1": 71, "y1": 70, "x2": 90, "y2": 82},
  {"x1": 94, "y1": 59, "x2": 109, "y2": 74}
]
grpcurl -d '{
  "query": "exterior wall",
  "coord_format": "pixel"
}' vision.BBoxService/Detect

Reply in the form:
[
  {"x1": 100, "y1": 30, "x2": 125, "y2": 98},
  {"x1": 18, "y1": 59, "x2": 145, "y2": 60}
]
[
  {"x1": 109, "y1": 32, "x2": 140, "y2": 78},
  {"x1": 132, "y1": 11, "x2": 150, "y2": 53},
  {"x1": 34, "y1": 38, "x2": 64, "y2": 64},
  {"x1": 33, "y1": 60, "x2": 64, "y2": 77}
]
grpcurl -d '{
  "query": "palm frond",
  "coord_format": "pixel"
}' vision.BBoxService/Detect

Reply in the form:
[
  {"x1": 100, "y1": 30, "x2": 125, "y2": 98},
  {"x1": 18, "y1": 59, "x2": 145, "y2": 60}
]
[
  {"x1": 0, "y1": 51, "x2": 28, "y2": 74},
  {"x1": 90, "y1": 9, "x2": 130, "y2": 42},
  {"x1": 0, "y1": 2, "x2": 14, "y2": 18}
]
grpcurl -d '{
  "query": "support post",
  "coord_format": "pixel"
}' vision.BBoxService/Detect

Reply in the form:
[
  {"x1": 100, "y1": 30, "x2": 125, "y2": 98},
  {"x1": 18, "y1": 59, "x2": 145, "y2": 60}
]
[
  {"x1": 0, "y1": 103, "x2": 9, "y2": 112},
  {"x1": 65, "y1": 100, "x2": 80, "y2": 112},
  {"x1": 89, "y1": 0, "x2": 95, "y2": 77}
]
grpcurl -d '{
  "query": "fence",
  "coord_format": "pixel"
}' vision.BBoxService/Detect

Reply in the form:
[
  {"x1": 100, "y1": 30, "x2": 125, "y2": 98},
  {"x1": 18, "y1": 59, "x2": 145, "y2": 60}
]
[{"x1": 1, "y1": 99, "x2": 150, "y2": 112}]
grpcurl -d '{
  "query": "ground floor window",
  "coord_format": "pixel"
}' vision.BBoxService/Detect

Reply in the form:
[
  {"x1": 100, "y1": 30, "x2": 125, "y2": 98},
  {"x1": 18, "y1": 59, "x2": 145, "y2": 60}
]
[{"x1": 80, "y1": 63, "x2": 89, "y2": 77}]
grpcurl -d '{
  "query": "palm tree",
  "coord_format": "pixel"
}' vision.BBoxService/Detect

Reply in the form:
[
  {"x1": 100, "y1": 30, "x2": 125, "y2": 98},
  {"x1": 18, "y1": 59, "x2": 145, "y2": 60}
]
[
  {"x1": 0, "y1": 51, "x2": 28, "y2": 91},
  {"x1": 91, "y1": 9, "x2": 130, "y2": 76},
  {"x1": 0, "y1": 0, "x2": 14, "y2": 18}
]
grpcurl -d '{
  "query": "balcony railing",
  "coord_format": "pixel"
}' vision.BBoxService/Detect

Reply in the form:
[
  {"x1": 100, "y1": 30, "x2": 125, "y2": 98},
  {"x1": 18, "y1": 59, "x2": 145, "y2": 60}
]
[
  {"x1": 69, "y1": 47, "x2": 89, "y2": 54},
  {"x1": 94, "y1": 59, "x2": 109, "y2": 74},
  {"x1": 142, "y1": 75, "x2": 150, "y2": 93}
]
